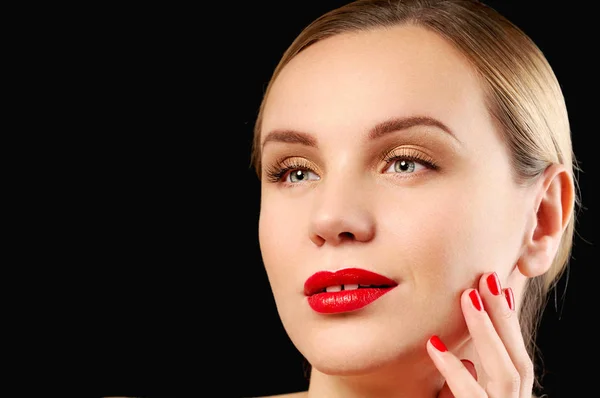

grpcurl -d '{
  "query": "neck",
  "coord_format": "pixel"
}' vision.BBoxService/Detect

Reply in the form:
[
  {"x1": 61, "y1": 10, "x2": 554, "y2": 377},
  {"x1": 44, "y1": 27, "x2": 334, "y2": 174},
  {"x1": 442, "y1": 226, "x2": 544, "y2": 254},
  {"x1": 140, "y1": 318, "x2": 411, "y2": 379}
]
[{"x1": 306, "y1": 338, "x2": 481, "y2": 398}]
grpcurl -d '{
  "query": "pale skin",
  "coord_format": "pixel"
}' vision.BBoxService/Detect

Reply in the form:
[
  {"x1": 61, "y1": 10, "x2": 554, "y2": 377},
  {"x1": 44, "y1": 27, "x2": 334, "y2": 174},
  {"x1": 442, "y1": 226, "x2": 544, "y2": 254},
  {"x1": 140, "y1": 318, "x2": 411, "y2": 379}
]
[{"x1": 257, "y1": 24, "x2": 573, "y2": 398}]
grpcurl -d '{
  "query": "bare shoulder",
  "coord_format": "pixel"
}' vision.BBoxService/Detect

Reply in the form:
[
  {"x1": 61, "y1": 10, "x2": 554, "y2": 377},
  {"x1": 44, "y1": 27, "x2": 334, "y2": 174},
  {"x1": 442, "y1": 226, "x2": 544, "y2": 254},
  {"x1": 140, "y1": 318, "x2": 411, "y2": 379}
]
[
  {"x1": 103, "y1": 393, "x2": 309, "y2": 398},
  {"x1": 254, "y1": 391, "x2": 536, "y2": 397},
  {"x1": 257, "y1": 392, "x2": 308, "y2": 398},
  {"x1": 103, "y1": 395, "x2": 308, "y2": 398}
]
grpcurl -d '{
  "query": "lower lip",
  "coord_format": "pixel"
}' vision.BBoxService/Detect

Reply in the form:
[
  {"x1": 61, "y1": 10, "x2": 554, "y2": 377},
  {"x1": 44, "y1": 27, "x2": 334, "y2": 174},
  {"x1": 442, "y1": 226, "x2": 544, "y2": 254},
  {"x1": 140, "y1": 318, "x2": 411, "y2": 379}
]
[{"x1": 307, "y1": 287, "x2": 395, "y2": 314}]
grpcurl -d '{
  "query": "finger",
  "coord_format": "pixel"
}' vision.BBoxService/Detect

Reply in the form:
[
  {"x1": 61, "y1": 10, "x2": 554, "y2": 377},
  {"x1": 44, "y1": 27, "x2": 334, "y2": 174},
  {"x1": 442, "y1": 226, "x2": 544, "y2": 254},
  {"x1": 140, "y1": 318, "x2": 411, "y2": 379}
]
[
  {"x1": 461, "y1": 287, "x2": 522, "y2": 397},
  {"x1": 478, "y1": 272, "x2": 534, "y2": 396},
  {"x1": 436, "y1": 360, "x2": 478, "y2": 398},
  {"x1": 427, "y1": 336, "x2": 484, "y2": 398}
]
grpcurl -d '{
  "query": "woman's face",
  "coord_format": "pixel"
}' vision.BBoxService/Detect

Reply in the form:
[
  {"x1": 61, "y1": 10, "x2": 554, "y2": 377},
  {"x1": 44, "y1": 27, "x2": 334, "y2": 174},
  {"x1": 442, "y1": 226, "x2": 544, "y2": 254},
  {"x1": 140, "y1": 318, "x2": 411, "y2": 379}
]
[{"x1": 258, "y1": 25, "x2": 532, "y2": 374}]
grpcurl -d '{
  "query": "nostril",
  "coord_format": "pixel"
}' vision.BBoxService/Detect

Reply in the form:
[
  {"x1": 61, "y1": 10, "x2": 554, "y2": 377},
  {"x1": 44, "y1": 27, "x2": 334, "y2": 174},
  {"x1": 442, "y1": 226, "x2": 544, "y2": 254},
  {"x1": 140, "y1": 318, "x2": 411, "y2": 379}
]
[{"x1": 339, "y1": 232, "x2": 355, "y2": 241}]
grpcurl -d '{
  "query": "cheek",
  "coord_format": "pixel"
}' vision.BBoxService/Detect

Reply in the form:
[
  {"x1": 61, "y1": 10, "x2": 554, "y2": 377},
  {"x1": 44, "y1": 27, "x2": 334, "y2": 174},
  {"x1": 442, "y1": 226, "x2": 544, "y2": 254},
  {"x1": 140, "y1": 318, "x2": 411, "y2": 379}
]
[
  {"x1": 379, "y1": 198, "x2": 479, "y2": 293},
  {"x1": 258, "y1": 198, "x2": 305, "y2": 293},
  {"x1": 380, "y1": 181, "x2": 521, "y2": 288}
]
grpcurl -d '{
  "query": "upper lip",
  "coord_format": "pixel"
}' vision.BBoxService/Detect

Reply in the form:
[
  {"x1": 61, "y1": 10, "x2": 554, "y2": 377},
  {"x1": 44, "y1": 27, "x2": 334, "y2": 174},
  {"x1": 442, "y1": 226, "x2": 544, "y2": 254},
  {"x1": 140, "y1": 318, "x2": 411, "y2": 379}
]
[{"x1": 304, "y1": 267, "x2": 398, "y2": 296}]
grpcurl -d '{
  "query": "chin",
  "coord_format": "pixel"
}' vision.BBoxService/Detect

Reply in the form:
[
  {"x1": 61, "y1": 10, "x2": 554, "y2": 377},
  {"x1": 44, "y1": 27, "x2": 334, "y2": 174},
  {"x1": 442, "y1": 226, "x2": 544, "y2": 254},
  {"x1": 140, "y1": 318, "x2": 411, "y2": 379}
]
[
  {"x1": 285, "y1": 304, "x2": 470, "y2": 376},
  {"x1": 308, "y1": 348, "x2": 394, "y2": 376},
  {"x1": 293, "y1": 320, "x2": 423, "y2": 375},
  {"x1": 306, "y1": 338, "x2": 429, "y2": 377},
  {"x1": 310, "y1": 357, "x2": 384, "y2": 376}
]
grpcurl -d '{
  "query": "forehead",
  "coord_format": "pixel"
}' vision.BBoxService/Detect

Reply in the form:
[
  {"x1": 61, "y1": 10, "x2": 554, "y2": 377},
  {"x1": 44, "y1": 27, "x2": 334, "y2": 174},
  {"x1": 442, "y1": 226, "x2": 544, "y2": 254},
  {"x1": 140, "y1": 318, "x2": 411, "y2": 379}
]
[{"x1": 261, "y1": 24, "x2": 489, "y2": 142}]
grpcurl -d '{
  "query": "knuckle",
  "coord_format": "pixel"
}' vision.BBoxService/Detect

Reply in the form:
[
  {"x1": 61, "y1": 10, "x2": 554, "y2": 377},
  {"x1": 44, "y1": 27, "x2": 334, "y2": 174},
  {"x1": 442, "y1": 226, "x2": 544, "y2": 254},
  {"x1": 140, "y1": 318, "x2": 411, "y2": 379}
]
[
  {"x1": 505, "y1": 369, "x2": 522, "y2": 394},
  {"x1": 490, "y1": 369, "x2": 521, "y2": 395},
  {"x1": 516, "y1": 358, "x2": 535, "y2": 383},
  {"x1": 497, "y1": 305, "x2": 514, "y2": 321}
]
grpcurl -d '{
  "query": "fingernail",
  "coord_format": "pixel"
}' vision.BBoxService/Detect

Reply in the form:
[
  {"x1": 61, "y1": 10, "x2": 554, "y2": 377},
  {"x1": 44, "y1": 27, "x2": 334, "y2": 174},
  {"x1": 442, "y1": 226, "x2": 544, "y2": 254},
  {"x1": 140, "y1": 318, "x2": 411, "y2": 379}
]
[
  {"x1": 486, "y1": 272, "x2": 501, "y2": 296},
  {"x1": 430, "y1": 335, "x2": 447, "y2": 352},
  {"x1": 504, "y1": 287, "x2": 515, "y2": 311},
  {"x1": 461, "y1": 359, "x2": 478, "y2": 380},
  {"x1": 469, "y1": 290, "x2": 483, "y2": 311}
]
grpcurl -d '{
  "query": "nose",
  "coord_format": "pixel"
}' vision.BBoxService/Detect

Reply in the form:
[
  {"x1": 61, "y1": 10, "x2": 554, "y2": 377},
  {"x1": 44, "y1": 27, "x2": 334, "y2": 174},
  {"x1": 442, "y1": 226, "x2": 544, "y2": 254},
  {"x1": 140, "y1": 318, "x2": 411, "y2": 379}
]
[{"x1": 308, "y1": 177, "x2": 376, "y2": 247}]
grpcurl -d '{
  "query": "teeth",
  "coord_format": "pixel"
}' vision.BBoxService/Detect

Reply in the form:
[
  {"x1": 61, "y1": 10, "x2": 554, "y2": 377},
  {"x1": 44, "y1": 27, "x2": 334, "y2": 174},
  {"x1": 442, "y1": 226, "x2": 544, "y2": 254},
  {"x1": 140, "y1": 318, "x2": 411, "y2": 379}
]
[
  {"x1": 320, "y1": 284, "x2": 390, "y2": 293},
  {"x1": 325, "y1": 284, "x2": 360, "y2": 292}
]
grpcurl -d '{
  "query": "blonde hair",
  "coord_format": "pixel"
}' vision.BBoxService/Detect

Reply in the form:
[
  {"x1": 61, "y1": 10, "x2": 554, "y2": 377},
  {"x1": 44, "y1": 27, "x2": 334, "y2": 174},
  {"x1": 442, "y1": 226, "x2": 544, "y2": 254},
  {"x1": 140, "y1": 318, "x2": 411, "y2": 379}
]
[{"x1": 251, "y1": 0, "x2": 579, "y2": 388}]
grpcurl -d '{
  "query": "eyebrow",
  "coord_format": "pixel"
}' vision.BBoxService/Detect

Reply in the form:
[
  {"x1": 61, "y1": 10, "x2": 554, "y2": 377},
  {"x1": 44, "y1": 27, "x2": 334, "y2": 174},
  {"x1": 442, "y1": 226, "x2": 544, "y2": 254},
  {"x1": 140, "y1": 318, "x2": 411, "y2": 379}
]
[
  {"x1": 262, "y1": 129, "x2": 318, "y2": 149},
  {"x1": 261, "y1": 115, "x2": 459, "y2": 149},
  {"x1": 369, "y1": 116, "x2": 459, "y2": 142}
]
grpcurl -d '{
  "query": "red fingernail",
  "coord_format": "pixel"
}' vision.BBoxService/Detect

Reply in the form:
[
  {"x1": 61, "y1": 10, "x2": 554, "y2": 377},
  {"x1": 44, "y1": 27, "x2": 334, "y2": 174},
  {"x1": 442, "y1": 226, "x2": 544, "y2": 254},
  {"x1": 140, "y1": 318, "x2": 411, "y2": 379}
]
[
  {"x1": 430, "y1": 335, "x2": 447, "y2": 352},
  {"x1": 461, "y1": 359, "x2": 478, "y2": 380},
  {"x1": 504, "y1": 287, "x2": 515, "y2": 311},
  {"x1": 469, "y1": 290, "x2": 483, "y2": 311},
  {"x1": 486, "y1": 272, "x2": 501, "y2": 296}
]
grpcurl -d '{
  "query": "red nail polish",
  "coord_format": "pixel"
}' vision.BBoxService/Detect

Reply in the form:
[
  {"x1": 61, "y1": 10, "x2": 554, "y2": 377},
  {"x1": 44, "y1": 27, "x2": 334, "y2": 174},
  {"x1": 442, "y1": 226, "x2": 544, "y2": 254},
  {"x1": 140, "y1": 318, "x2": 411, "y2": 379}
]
[
  {"x1": 486, "y1": 272, "x2": 501, "y2": 296},
  {"x1": 461, "y1": 359, "x2": 478, "y2": 380},
  {"x1": 469, "y1": 290, "x2": 483, "y2": 311},
  {"x1": 430, "y1": 335, "x2": 447, "y2": 352},
  {"x1": 504, "y1": 287, "x2": 515, "y2": 311}
]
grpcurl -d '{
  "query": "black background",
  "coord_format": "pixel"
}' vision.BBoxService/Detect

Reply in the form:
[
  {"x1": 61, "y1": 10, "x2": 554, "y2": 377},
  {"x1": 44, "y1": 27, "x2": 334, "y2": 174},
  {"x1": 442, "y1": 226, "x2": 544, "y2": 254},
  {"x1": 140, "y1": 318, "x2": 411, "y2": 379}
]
[{"x1": 77, "y1": 1, "x2": 595, "y2": 397}]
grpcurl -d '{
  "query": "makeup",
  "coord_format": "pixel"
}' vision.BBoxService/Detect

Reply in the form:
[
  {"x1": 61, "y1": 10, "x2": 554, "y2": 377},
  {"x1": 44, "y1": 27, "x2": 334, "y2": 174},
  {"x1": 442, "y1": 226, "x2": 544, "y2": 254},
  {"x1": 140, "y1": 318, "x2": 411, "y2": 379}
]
[{"x1": 304, "y1": 268, "x2": 398, "y2": 314}]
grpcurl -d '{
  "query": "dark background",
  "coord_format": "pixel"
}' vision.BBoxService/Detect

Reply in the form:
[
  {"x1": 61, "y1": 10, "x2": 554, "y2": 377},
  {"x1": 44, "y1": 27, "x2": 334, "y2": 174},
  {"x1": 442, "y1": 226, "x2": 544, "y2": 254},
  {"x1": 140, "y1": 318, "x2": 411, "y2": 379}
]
[{"x1": 75, "y1": 1, "x2": 595, "y2": 397}]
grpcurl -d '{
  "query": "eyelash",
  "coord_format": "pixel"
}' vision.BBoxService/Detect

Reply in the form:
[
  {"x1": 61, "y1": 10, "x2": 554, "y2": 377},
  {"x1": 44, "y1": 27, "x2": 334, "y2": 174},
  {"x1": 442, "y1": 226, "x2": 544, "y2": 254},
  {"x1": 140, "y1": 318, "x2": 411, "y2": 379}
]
[
  {"x1": 264, "y1": 158, "x2": 314, "y2": 183},
  {"x1": 264, "y1": 148, "x2": 438, "y2": 183},
  {"x1": 381, "y1": 148, "x2": 439, "y2": 171}
]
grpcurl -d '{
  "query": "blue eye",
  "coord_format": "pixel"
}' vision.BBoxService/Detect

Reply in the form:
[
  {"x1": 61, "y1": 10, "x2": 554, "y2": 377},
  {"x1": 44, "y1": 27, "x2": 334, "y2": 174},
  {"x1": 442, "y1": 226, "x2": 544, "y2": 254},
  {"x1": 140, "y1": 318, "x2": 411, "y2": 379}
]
[
  {"x1": 287, "y1": 169, "x2": 320, "y2": 183},
  {"x1": 264, "y1": 162, "x2": 320, "y2": 184},
  {"x1": 382, "y1": 147, "x2": 438, "y2": 175},
  {"x1": 264, "y1": 157, "x2": 321, "y2": 184},
  {"x1": 384, "y1": 158, "x2": 427, "y2": 174}
]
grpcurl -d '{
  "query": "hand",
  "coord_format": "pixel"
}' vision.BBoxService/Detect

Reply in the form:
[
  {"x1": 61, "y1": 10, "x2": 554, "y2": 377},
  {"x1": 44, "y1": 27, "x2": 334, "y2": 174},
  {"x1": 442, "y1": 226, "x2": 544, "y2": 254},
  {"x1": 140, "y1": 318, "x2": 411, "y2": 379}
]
[{"x1": 427, "y1": 272, "x2": 534, "y2": 397}]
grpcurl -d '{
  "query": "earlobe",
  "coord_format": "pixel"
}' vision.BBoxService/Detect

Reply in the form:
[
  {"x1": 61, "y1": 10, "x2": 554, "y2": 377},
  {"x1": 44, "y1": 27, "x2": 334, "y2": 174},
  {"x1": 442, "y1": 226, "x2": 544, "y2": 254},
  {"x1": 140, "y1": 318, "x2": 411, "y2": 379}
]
[{"x1": 517, "y1": 164, "x2": 575, "y2": 278}]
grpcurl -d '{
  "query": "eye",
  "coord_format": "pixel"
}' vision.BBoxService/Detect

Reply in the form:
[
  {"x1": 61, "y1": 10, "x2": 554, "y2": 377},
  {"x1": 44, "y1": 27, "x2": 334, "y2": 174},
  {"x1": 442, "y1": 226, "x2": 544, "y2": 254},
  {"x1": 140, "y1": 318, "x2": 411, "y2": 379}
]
[
  {"x1": 264, "y1": 157, "x2": 321, "y2": 184},
  {"x1": 381, "y1": 148, "x2": 438, "y2": 175},
  {"x1": 384, "y1": 158, "x2": 427, "y2": 174},
  {"x1": 286, "y1": 168, "x2": 320, "y2": 183}
]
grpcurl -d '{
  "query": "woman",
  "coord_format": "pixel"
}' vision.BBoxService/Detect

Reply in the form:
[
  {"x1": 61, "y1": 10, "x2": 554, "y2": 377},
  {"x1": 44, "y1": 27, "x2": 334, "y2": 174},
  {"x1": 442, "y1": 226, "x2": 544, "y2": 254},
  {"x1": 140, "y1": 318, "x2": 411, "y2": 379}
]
[{"x1": 250, "y1": 0, "x2": 579, "y2": 396}]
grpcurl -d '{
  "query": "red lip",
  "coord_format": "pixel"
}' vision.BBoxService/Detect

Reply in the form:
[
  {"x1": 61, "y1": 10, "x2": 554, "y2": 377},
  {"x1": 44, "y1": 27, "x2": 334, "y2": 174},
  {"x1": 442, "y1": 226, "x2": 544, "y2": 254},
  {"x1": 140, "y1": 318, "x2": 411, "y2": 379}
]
[{"x1": 304, "y1": 268, "x2": 398, "y2": 314}]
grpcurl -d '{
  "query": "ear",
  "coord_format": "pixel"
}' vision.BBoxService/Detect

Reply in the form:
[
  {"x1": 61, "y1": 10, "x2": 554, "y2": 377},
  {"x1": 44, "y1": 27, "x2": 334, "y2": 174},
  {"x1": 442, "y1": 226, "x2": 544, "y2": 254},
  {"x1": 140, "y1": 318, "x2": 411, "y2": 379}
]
[{"x1": 517, "y1": 163, "x2": 575, "y2": 277}]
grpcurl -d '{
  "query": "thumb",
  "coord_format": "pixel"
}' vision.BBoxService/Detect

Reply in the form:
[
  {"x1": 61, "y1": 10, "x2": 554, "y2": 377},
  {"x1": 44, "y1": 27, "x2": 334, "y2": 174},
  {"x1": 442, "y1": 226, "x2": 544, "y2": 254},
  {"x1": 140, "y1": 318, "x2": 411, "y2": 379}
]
[{"x1": 436, "y1": 359, "x2": 478, "y2": 398}]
